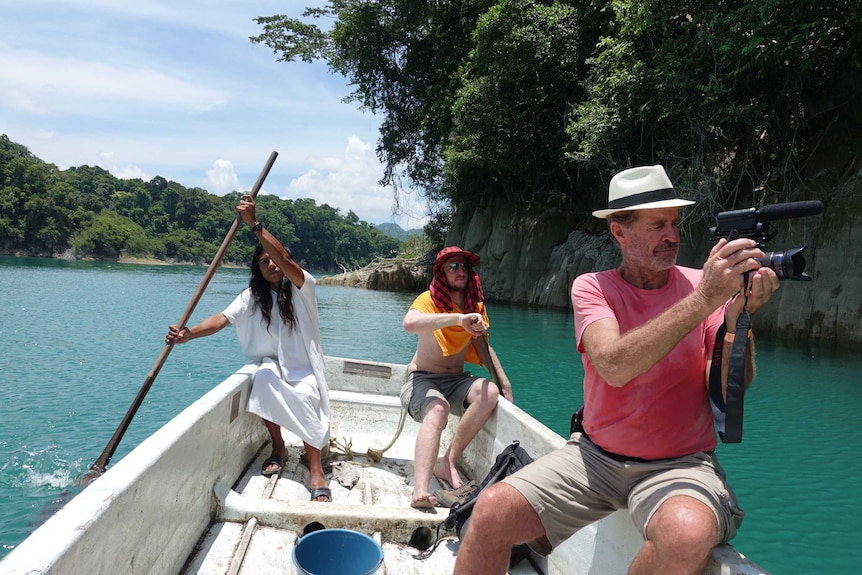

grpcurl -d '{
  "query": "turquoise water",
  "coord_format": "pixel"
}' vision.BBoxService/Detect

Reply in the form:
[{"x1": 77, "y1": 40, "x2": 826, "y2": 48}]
[{"x1": 1, "y1": 256, "x2": 860, "y2": 572}]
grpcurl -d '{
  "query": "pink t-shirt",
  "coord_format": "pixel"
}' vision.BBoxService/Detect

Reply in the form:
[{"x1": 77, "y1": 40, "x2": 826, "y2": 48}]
[{"x1": 572, "y1": 266, "x2": 723, "y2": 459}]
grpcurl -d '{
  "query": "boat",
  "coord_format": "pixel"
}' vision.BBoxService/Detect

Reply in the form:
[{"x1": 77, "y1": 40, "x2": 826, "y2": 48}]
[{"x1": 0, "y1": 356, "x2": 769, "y2": 574}]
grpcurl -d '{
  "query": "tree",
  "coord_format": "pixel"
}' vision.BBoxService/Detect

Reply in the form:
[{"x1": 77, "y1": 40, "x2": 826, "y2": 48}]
[
  {"x1": 1, "y1": 134, "x2": 403, "y2": 267},
  {"x1": 23, "y1": 180, "x2": 80, "y2": 254},
  {"x1": 66, "y1": 165, "x2": 118, "y2": 213},
  {"x1": 445, "y1": 0, "x2": 598, "y2": 212},
  {"x1": 567, "y1": 0, "x2": 862, "y2": 226},
  {"x1": 251, "y1": 1, "x2": 492, "y2": 225},
  {"x1": 252, "y1": 0, "x2": 862, "y2": 238},
  {"x1": 0, "y1": 134, "x2": 34, "y2": 168},
  {"x1": 70, "y1": 211, "x2": 147, "y2": 259}
]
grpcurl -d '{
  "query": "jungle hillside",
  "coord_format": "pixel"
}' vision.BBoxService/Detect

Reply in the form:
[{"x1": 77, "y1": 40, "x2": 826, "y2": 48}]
[{"x1": 0, "y1": 135, "x2": 402, "y2": 270}]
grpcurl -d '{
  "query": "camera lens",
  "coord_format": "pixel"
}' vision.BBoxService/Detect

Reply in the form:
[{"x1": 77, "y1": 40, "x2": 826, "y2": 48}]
[{"x1": 758, "y1": 247, "x2": 809, "y2": 281}]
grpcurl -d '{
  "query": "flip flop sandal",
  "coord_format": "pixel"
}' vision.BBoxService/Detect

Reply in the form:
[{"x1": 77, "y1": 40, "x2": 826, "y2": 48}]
[
  {"x1": 261, "y1": 455, "x2": 284, "y2": 477},
  {"x1": 310, "y1": 487, "x2": 332, "y2": 502}
]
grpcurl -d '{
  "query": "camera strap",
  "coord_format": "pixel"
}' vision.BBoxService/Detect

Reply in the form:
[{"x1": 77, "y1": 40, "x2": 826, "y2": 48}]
[
  {"x1": 708, "y1": 276, "x2": 751, "y2": 443},
  {"x1": 723, "y1": 308, "x2": 750, "y2": 442}
]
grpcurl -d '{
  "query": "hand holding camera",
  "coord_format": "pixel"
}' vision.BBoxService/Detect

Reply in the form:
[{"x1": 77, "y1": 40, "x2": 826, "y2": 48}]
[
  {"x1": 701, "y1": 237, "x2": 777, "y2": 314},
  {"x1": 709, "y1": 200, "x2": 824, "y2": 281}
]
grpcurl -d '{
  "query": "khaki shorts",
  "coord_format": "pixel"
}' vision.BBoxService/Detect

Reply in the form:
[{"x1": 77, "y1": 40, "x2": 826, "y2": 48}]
[
  {"x1": 504, "y1": 433, "x2": 744, "y2": 552},
  {"x1": 400, "y1": 370, "x2": 480, "y2": 421}
]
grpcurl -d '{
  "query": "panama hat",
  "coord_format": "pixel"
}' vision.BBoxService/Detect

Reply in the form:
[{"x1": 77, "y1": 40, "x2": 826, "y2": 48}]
[
  {"x1": 592, "y1": 165, "x2": 695, "y2": 219},
  {"x1": 433, "y1": 246, "x2": 480, "y2": 273}
]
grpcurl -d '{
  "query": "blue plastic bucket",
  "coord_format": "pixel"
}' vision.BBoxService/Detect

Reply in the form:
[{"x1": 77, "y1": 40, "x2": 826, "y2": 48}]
[{"x1": 292, "y1": 528, "x2": 384, "y2": 575}]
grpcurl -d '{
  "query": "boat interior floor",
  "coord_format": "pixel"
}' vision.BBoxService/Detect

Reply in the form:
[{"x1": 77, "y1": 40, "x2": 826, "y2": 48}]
[{"x1": 181, "y1": 440, "x2": 545, "y2": 575}]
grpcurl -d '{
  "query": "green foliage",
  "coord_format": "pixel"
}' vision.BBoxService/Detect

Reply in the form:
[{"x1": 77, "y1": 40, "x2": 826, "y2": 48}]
[
  {"x1": 567, "y1": 0, "x2": 862, "y2": 224},
  {"x1": 251, "y1": 0, "x2": 492, "y2": 227},
  {"x1": 70, "y1": 211, "x2": 148, "y2": 259},
  {"x1": 253, "y1": 0, "x2": 862, "y2": 233},
  {"x1": 423, "y1": 205, "x2": 454, "y2": 248},
  {"x1": 252, "y1": 12, "x2": 332, "y2": 64},
  {"x1": 445, "y1": 0, "x2": 595, "y2": 212},
  {"x1": 160, "y1": 228, "x2": 217, "y2": 264},
  {"x1": 399, "y1": 234, "x2": 433, "y2": 259},
  {"x1": 0, "y1": 135, "x2": 401, "y2": 269}
]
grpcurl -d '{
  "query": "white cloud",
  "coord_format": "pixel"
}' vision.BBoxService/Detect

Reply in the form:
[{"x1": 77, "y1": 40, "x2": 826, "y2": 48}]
[
  {"x1": 288, "y1": 135, "x2": 391, "y2": 214},
  {"x1": 285, "y1": 135, "x2": 427, "y2": 229},
  {"x1": 113, "y1": 165, "x2": 149, "y2": 181},
  {"x1": 206, "y1": 160, "x2": 240, "y2": 194},
  {"x1": 0, "y1": 50, "x2": 226, "y2": 118},
  {"x1": 0, "y1": 1, "x2": 429, "y2": 230},
  {"x1": 94, "y1": 151, "x2": 148, "y2": 182}
]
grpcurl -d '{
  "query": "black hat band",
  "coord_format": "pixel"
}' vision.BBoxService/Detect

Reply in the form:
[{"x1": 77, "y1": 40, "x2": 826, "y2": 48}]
[{"x1": 607, "y1": 187, "x2": 676, "y2": 210}]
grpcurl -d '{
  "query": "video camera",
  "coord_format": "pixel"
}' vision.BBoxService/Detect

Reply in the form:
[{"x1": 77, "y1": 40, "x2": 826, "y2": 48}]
[{"x1": 709, "y1": 200, "x2": 824, "y2": 281}]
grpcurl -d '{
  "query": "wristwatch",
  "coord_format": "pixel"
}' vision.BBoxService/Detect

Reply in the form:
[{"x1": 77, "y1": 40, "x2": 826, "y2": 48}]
[{"x1": 251, "y1": 222, "x2": 263, "y2": 232}]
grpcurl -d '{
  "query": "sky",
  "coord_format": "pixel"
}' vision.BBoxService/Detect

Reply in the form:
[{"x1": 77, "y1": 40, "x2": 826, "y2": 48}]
[{"x1": 0, "y1": 1, "x2": 428, "y2": 230}]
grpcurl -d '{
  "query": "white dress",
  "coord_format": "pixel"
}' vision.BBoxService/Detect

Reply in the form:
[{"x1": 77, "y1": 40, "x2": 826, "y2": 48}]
[{"x1": 222, "y1": 270, "x2": 330, "y2": 449}]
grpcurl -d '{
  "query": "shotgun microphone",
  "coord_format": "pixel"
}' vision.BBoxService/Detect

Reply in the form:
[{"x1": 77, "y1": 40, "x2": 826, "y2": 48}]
[
  {"x1": 756, "y1": 200, "x2": 824, "y2": 221},
  {"x1": 709, "y1": 199, "x2": 824, "y2": 281}
]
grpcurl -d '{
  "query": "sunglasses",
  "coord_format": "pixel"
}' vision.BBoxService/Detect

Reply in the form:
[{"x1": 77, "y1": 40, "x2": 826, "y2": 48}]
[{"x1": 447, "y1": 262, "x2": 472, "y2": 272}]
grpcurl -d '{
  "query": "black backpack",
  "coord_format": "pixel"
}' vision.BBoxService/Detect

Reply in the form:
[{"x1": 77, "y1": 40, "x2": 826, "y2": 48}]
[{"x1": 416, "y1": 440, "x2": 534, "y2": 566}]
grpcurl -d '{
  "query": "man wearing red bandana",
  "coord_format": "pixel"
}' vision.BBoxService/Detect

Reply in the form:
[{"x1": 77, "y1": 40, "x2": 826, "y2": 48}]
[{"x1": 401, "y1": 246, "x2": 512, "y2": 508}]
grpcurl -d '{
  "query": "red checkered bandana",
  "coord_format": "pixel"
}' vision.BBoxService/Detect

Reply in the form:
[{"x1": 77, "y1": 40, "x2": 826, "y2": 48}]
[{"x1": 430, "y1": 264, "x2": 484, "y2": 313}]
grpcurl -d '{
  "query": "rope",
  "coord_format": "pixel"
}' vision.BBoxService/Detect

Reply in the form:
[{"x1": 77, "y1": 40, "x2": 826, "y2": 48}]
[{"x1": 328, "y1": 371, "x2": 409, "y2": 464}]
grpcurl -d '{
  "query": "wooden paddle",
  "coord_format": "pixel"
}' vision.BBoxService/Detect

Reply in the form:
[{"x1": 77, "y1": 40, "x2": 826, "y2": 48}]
[
  {"x1": 471, "y1": 334, "x2": 512, "y2": 402},
  {"x1": 81, "y1": 151, "x2": 278, "y2": 486}
]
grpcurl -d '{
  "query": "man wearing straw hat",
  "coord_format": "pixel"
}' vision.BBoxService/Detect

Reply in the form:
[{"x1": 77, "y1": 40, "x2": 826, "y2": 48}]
[
  {"x1": 455, "y1": 166, "x2": 779, "y2": 574},
  {"x1": 402, "y1": 246, "x2": 512, "y2": 509}
]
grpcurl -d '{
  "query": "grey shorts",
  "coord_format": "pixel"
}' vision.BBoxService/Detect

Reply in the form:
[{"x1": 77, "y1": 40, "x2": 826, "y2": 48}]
[
  {"x1": 400, "y1": 370, "x2": 479, "y2": 422},
  {"x1": 504, "y1": 433, "x2": 744, "y2": 552}
]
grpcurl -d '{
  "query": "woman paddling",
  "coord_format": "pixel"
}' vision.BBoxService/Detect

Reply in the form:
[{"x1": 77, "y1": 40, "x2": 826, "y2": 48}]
[{"x1": 166, "y1": 195, "x2": 332, "y2": 503}]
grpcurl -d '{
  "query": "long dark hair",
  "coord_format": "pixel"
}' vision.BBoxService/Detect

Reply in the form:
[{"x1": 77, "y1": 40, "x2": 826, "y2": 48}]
[{"x1": 249, "y1": 244, "x2": 297, "y2": 331}]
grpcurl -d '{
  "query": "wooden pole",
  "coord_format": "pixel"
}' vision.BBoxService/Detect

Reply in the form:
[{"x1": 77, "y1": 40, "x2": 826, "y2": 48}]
[{"x1": 82, "y1": 151, "x2": 278, "y2": 486}]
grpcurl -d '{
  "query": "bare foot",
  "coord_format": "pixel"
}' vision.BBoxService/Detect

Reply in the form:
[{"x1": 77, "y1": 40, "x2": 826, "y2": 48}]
[
  {"x1": 310, "y1": 471, "x2": 327, "y2": 489},
  {"x1": 309, "y1": 468, "x2": 328, "y2": 499},
  {"x1": 433, "y1": 460, "x2": 464, "y2": 489},
  {"x1": 410, "y1": 493, "x2": 438, "y2": 509}
]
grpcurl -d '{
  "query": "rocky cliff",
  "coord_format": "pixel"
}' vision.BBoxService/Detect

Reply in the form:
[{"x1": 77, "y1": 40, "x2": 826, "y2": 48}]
[
  {"x1": 318, "y1": 256, "x2": 428, "y2": 292},
  {"x1": 445, "y1": 181, "x2": 862, "y2": 350},
  {"x1": 322, "y1": 166, "x2": 862, "y2": 349}
]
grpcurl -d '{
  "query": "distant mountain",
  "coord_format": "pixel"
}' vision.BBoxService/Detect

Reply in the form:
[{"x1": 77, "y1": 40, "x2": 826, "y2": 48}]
[{"x1": 374, "y1": 222, "x2": 423, "y2": 241}]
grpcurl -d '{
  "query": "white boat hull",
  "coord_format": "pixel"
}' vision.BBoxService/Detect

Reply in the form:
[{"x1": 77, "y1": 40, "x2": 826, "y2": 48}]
[{"x1": 0, "y1": 357, "x2": 769, "y2": 575}]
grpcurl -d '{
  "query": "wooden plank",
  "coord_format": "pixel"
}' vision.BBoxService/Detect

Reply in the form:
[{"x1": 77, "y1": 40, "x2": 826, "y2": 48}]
[{"x1": 343, "y1": 361, "x2": 392, "y2": 379}]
